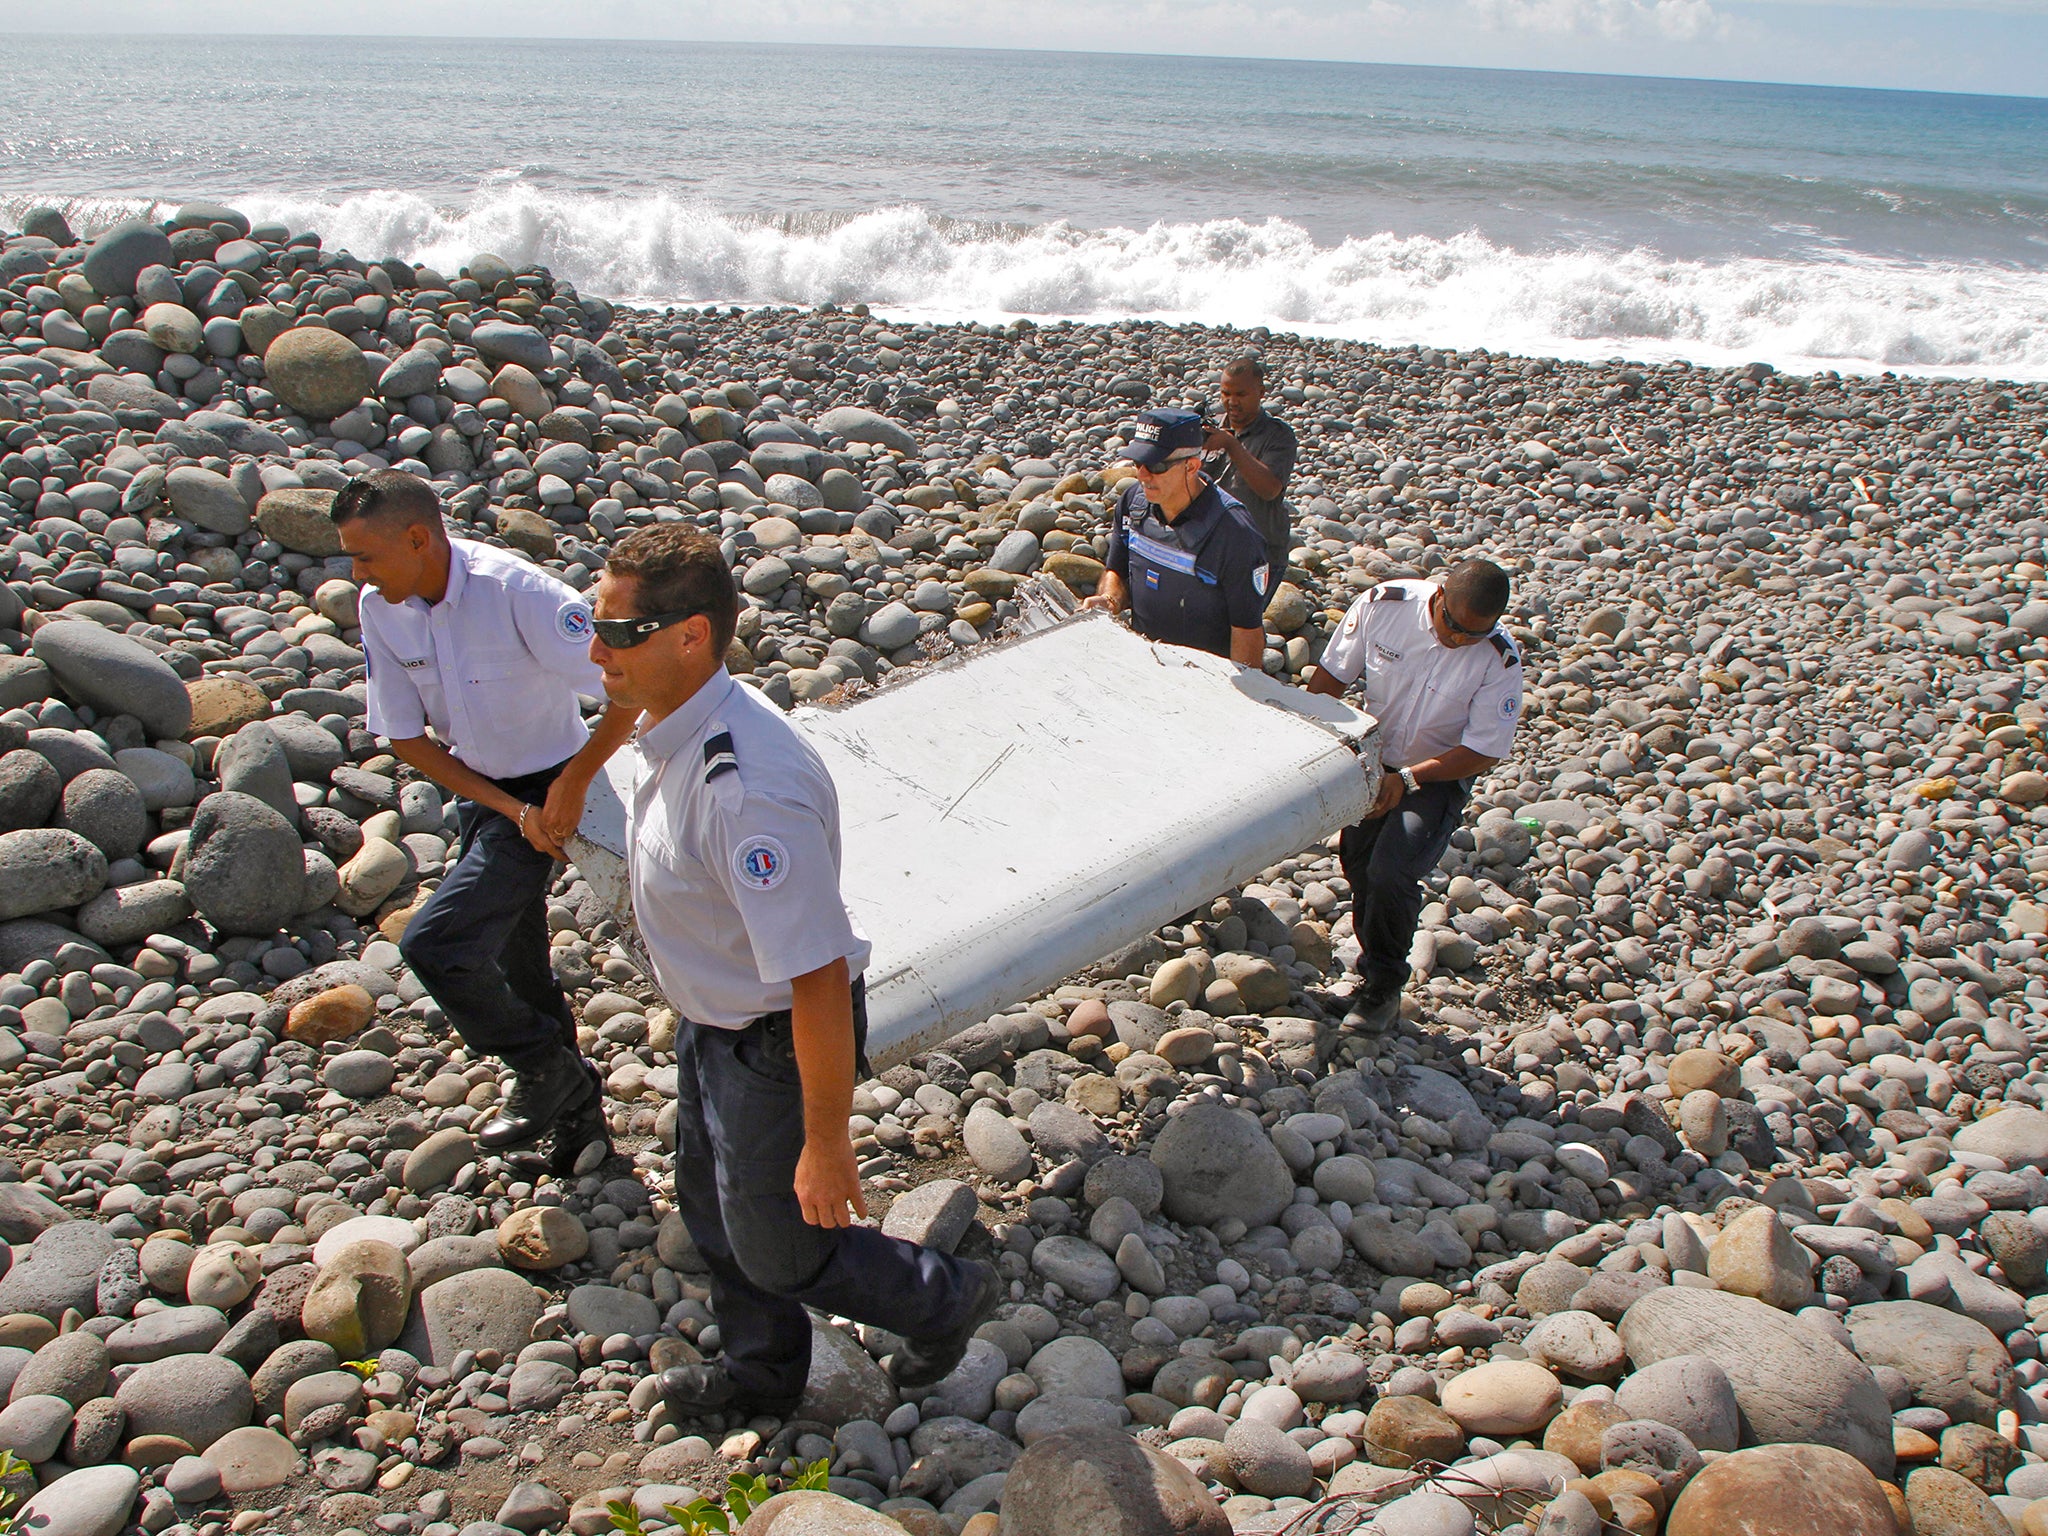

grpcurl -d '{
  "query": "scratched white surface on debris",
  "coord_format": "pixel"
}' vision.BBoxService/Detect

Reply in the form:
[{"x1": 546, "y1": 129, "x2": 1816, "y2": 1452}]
[{"x1": 576, "y1": 612, "x2": 1381, "y2": 1064}]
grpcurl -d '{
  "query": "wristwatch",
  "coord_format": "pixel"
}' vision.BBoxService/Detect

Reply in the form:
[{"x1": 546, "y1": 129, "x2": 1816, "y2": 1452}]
[{"x1": 1397, "y1": 766, "x2": 1420, "y2": 795}]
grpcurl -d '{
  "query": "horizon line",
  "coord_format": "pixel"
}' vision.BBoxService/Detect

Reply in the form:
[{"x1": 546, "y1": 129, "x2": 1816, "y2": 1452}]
[{"x1": 2, "y1": 29, "x2": 2045, "y2": 103}]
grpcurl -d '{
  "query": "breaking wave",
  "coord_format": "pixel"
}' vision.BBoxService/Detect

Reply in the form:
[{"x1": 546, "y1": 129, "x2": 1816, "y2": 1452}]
[{"x1": 55, "y1": 189, "x2": 2048, "y2": 380}]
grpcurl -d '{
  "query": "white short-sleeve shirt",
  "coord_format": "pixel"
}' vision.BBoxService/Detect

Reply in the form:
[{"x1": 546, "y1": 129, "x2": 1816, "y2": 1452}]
[
  {"x1": 1318, "y1": 578, "x2": 1523, "y2": 769},
  {"x1": 625, "y1": 669, "x2": 872, "y2": 1030},
  {"x1": 359, "y1": 538, "x2": 604, "y2": 780}
]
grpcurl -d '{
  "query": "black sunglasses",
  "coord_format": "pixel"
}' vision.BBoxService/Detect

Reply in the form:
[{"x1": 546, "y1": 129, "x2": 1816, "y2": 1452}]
[
  {"x1": 591, "y1": 608, "x2": 702, "y2": 648},
  {"x1": 1432, "y1": 591, "x2": 1495, "y2": 639}
]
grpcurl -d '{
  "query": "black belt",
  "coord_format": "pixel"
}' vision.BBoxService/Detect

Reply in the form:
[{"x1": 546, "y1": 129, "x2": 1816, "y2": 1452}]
[{"x1": 735, "y1": 974, "x2": 873, "y2": 1081}]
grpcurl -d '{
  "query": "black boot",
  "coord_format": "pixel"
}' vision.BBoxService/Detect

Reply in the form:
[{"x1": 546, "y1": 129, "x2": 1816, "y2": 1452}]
[
  {"x1": 887, "y1": 1260, "x2": 1004, "y2": 1388},
  {"x1": 658, "y1": 1360, "x2": 797, "y2": 1423},
  {"x1": 1341, "y1": 974, "x2": 1405, "y2": 1034},
  {"x1": 479, "y1": 1046, "x2": 594, "y2": 1153},
  {"x1": 549, "y1": 1060, "x2": 613, "y2": 1177}
]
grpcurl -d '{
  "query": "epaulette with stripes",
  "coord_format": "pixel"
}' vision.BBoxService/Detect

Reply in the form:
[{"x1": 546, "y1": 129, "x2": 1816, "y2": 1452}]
[
  {"x1": 703, "y1": 730, "x2": 738, "y2": 781},
  {"x1": 1368, "y1": 583, "x2": 1414, "y2": 601},
  {"x1": 1489, "y1": 631, "x2": 1522, "y2": 667}
]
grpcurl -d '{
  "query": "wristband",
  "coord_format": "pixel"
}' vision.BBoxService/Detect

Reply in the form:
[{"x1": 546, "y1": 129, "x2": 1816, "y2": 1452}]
[
  {"x1": 1397, "y1": 766, "x2": 1420, "y2": 795},
  {"x1": 517, "y1": 805, "x2": 531, "y2": 836}
]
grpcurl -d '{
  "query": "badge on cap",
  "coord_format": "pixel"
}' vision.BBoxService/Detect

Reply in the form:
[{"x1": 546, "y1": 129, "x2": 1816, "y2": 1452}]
[
  {"x1": 733, "y1": 835, "x2": 789, "y2": 891},
  {"x1": 558, "y1": 603, "x2": 594, "y2": 643}
]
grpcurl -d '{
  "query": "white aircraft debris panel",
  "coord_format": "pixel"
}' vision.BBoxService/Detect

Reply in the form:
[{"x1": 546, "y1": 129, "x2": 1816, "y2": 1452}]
[{"x1": 575, "y1": 610, "x2": 1381, "y2": 1068}]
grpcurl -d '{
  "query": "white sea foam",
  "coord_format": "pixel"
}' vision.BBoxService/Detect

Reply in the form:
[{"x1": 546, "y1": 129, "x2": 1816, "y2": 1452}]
[{"x1": 156, "y1": 189, "x2": 2048, "y2": 381}]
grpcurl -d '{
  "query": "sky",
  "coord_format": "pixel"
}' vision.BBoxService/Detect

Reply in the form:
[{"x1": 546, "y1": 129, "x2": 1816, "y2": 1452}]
[{"x1": 5, "y1": 0, "x2": 2046, "y2": 96}]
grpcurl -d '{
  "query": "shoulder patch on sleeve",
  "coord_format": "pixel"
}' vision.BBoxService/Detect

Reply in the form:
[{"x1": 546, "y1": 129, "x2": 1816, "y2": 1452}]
[
  {"x1": 556, "y1": 601, "x2": 594, "y2": 644},
  {"x1": 1488, "y1": 631, "x2": 1522, "y2": 666},
  {"x1": 732, "y1": 834, "x2": 789, "y2": 891},
  {"x1": 1368, "y1": 583, "x2": 1413, "y2": 602},
  {"x1": 703, "y1": 729, "x2": 738, "y2": 782},
  {"x1": 1253, "y1": 563, "x2": 1270, "y2": 597}
]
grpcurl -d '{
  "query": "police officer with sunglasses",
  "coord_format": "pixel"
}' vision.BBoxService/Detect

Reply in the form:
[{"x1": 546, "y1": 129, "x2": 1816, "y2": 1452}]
[
  {"x1": 336, "y1": 470, "x2": 638, "y2": 1172},
  {"x1": 587, "y1": 525, "x2": 1001, "y2": 1425},
  {"x1": 1304, "y1": 559, "x2": 1525, "y2": 1032}
]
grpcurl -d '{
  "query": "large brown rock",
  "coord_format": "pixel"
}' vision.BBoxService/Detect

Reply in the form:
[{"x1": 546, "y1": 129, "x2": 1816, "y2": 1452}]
[
  {"x1": 997, "y1": 1427, "x2": 1230, "y2": 1535},
  {"x1": 1441, "y1": 1360, "x2": 1563, "y2": 1437},
  {"x1": 497, "y1": 1206, "x2": 589, "y2": 1270},
  {"x1": 253, "y1": 488, "x2": 342, "y2": 556},
  {"x1": 1666, "y1": 1048, "x2": 1741, "y2": 1097},
  {"x1": 1666, "y1": 1444, "x2": 1897, "y2": 1536},
  {"x1": 264, "y1": 327, "x2": 371, "y2": 419},
  {"x1": 299, "y1": 1240, "x2": 411, "y2": 1357},
  {"x1": 1544, "y1": 1398, "x2": 1633, "y2": 1473},
  {"x1": 1904, "y1": 1466, "x2": 2013, "y2": 1535},
  {"x1": 1366, "y1": 1395, "x2": 1466, "y2": 1468},
  {"x1": 186, "y1": 676, "x2": 271, "y2": 738},
  {"x1": 286, "y1": 984, "x2": 376, "y2": 1046},
  {"x1": 1707, "y1": 1207, "x2": 1816, "y2": 1311}
]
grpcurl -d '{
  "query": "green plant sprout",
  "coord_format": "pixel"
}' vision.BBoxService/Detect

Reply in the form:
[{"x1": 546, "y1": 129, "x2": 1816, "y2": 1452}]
[{"x1": 606, "y1": 1459, "x2": 831, "y2": 1534}]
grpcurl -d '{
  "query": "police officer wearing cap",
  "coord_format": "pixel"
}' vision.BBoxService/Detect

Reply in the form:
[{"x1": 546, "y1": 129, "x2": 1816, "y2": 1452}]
[
  {"x1": 1305, "y1": 558, "x2": 1524, "y2": 1031},
  {"x1": 587, "y1": 525, "x2": 1001, "y2": 1422},
  {"x1": 337, "y1": 470, "x2": 637, "y2": 1172},
  {"x1": 1083, "y1": 407, "x2": 1271, "y2": 665}
]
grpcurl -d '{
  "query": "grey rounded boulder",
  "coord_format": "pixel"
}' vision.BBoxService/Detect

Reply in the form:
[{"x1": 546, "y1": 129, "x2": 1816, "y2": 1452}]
[
  {"x1": 81, "y1": 220, "x2": 175, "y2": 298},
  {"x1": 1613, "y1": 1353, "x2": 1740, "y2": 1452},
  {"x1": 471, "y1": 321, "x2": 552, "y2": 371},
  {"x1": 818, "y1": 405, "x2": 919, "y2": 457},
  {"x1": 11, "y1": 1330, "x2": 111, "y2": 1407},
  {"x1": 0, "y1": 828, "x2": 108, "y2": 920},
  {"x1": 1149, "y1": 1100, "x2": 1294, "y2": 1230},
  {"x1": 59, "y1": 769, "x2": 149, "y2": 860},
  {"x1": 180, "y1": 791, "x2": 305, "y2": 935},
  {"x1": 0, "y1": 748, "x2": 60, "y2": 832},
  {"x1": 165, "y1": 465, "x2": 252, "y2": 536},
  {"x1": 997, "y1": 1426, "x2": 1230, "y2": 1535},
  {"x1": 173, "y1": 200, "x2": 250, "y2": 235},
  {"x1": 77, "y1": 879, "x2": 192, "y2": 949},
  {"x1": 29, "y1": 621, "x2": 193, "y2": 740},
  {"x1": 0, "y1": 1223, "x2": 118, "y2": 1322},
  {"x1": 115, "y1": 1353, "x2": 253, "y2": 1451},
  {"x1": 1844, "y1": 1299, "x2": 2014, "y2": 1428},
  {"x1": 12, "y1": 1462, "x2": 139, "y2": 1536},
  {"x1": 1618, "y1": 1284, "x2": 1894, "y2": 1477}
]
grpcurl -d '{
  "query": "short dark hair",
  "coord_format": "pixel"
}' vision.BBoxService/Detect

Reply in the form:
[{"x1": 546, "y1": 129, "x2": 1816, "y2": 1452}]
[
  {"x1": 331, "y1": 469, "x2": 443, "y2": 530},
  {"x1": 606, "y1": 526, "x2": 740, "y2": 651},
  {"x1": 1444, "y1": 558, "x2": 1511, "y2": 620},
  {"x1": 1222, "y1": 354, "x2": 1266, "y2": 386}
]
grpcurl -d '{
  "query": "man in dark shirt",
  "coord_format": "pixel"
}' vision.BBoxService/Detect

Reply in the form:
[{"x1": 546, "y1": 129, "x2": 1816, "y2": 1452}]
[
  {"x1": 1084, "y1": 408, "x2": 1269, "y2": 665},
  {"x1": 1206, "y1": 354, "x2": 1299, "y2": 578}
]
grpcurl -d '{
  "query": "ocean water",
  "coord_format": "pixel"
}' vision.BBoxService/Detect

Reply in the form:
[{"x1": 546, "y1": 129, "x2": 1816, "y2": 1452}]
[{"x1": 2, "y1": 35, "x2": 2045, "y2": 378}]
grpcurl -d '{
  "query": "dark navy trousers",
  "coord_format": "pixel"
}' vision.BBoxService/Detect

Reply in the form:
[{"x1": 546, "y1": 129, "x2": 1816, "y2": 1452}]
[
  {"x1": 1338, "y1": 778, "x2": 1471, "y2": 992},
  {"x1": 399, "y1": 762, "x2": 577, "y2": 1072},
  {"x1": 672, "y1": 984, "x2": 982, "y2": 1407}
]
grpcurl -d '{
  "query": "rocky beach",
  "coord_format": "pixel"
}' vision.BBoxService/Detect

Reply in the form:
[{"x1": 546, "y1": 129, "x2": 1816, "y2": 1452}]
[{"x1": 0, "y1": 200, "x2": 2045, "y2": 1536}]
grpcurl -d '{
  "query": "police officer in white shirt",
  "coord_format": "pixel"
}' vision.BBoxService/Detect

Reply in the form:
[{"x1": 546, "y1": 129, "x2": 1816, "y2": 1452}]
[
  {"x1": 1305, "y1": 558, "x2": 1524, "y2": 1031},
  {"x1": 337, "y1": 471, "x2": 638, "y2": 1171},
  {"x1": 587, "y1": 524, "x2": 1000, "y2": 1422}
]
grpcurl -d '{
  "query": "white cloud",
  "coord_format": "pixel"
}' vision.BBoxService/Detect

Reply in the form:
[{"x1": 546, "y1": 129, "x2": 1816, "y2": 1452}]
[{"x1": 1468, "y1": 0, "x2": 1728, "y2": 38}]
